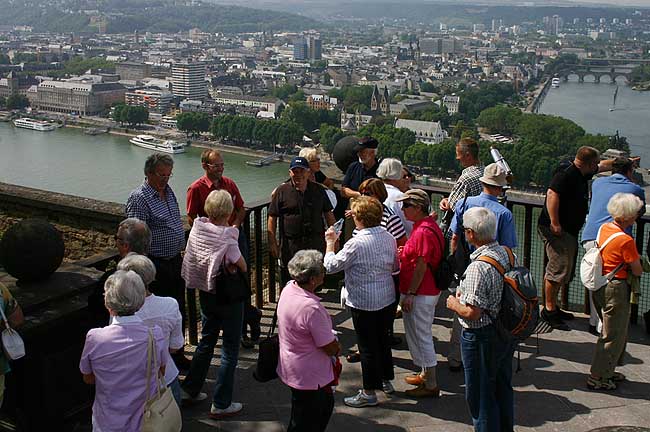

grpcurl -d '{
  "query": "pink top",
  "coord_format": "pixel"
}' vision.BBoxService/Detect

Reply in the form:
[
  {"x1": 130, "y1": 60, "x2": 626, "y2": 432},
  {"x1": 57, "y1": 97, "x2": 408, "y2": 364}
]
[
  {"x1": 277, "y1": 281, "x2": 336, "y2": 390},
  {"x1": 79, "y1": 316, "x2": 168, "y2": 432},
  {"x1": 399, "y1": 216, "x2": 443, "y2": 296}
]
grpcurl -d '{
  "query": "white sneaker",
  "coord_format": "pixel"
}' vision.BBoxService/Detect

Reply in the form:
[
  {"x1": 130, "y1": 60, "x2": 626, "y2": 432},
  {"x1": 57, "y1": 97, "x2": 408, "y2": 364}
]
[
  {"x1": 181, "y1": 388, "x2": 207, "y2": 403},
  {"x1": 344, "y1": 390, "x2": 378, "y2": 408},
  {"x1": 382, "y1": 380, "x2": 395, "y2": 394},
  {"x1": 210, "y1": 402, "x2": 243, "y2": 419}
]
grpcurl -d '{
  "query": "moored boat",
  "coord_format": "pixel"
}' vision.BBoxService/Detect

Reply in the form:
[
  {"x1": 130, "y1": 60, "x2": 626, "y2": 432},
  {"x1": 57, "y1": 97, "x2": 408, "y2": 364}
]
[
  {"x1": 13, "y1": 118, "x2": 56, "y2": 131},
  {"x1": 129, "y1": 134, "x2": 186, "y2": 154}
]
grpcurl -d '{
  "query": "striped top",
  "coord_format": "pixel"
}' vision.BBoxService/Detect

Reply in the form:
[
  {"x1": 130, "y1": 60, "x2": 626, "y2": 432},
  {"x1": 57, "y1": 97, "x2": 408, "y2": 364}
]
[
  {"x1": 352, "y1": 204, "x2": 406, "y2": 241},
  {"x1": 324, "y1": 226, "x2": 399, "y2": 311}
]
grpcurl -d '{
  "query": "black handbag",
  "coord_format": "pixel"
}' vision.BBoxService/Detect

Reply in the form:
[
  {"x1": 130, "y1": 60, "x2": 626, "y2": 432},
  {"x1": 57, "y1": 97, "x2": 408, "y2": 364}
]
[
  {"x1": 213, "y1": 260, "x2": 250, "y2": 305},
  {"x1": 253, "y1": 306, "x2": 279, "y2": 382}
]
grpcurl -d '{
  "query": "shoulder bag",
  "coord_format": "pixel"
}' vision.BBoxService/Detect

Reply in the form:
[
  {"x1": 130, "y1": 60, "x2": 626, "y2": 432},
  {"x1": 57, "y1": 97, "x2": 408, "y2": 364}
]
[
  {"x1": 0, "y1": 302, "x2": 24, "y2": 361},
  {"x1": 213, "y1": 257, "x2": 251, "y2": 305},
  {"x1": 142, "y1": 330, "x2": 182, "y2": 432},
  {"x1": 253, "y1": 305, "x2": 279, "y2": 382}
]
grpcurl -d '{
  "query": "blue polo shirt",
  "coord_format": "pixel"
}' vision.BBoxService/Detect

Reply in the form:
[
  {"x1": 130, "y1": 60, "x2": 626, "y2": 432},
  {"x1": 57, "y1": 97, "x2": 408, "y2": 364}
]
[
  {"x1": 342, "y1": 160, "x2": 378, "y2": 192},
  {"x1": 450, "y1": 192, "x2": 518, "y2": 250},
  {"x1": 581, "y1": 174, "x2": 645, "y2": 242}
]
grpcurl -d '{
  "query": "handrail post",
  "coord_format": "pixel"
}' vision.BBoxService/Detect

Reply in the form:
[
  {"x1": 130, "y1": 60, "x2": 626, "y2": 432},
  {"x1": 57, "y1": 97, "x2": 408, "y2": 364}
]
[{"x1": 254, "y1": 208, "x2": 264, "y2": 308}]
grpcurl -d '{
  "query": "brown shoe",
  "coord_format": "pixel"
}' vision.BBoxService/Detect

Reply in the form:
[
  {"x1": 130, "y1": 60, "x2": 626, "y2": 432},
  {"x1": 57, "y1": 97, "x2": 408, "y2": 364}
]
[
  {"x1": 404, "y1": 374, "x2": 424, "y2": 386},
  {"x1": 405, "y1": 384, "x2": 440, "y2": 398}
]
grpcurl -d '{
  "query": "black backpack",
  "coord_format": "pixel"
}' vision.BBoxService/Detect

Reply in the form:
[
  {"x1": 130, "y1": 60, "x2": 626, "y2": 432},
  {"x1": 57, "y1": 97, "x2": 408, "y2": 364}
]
[{"x1": 477, "y1": 247, "x2": 540, "y2": 342}]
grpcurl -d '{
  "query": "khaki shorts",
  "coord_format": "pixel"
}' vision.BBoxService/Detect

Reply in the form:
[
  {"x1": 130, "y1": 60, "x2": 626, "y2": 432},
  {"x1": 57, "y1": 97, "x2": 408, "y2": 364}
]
[{"x1": 538, "y1": 225, "x2": 578, "y2": 285}]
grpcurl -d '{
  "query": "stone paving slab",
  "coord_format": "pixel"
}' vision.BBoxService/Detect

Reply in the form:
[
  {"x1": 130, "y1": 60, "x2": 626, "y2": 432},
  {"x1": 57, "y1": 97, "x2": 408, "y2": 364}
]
[{"x1": 181, "y1": 288, "x2": 650, "y2": 432}]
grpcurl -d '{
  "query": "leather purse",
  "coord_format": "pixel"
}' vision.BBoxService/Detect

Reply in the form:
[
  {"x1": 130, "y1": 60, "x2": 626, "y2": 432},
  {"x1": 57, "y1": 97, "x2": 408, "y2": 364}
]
[
  {"x1": 253, "y1": 306, "x2": 279, "y2": 382},
  {"x1": 0, "y1": 303, "x2": 24, "y2": 361},
  {"x1": 213, "y1": 259, "x2": 251, "y2": 305},
  {"x1": 142, "y1": 330, "x2": 182, "y2": 432}
]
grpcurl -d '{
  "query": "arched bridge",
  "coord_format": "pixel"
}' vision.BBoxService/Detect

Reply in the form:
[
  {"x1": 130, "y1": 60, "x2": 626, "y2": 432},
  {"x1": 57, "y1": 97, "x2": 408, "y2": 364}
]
[{"x1": 555, "y1": 65, "x2": 633, "y2": 83}]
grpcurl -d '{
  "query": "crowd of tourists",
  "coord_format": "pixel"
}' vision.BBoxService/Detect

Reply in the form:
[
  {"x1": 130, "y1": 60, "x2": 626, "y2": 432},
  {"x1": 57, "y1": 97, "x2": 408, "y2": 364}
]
[{"x1": 74, "y1": 136, "x2": 646, "y2": 432}]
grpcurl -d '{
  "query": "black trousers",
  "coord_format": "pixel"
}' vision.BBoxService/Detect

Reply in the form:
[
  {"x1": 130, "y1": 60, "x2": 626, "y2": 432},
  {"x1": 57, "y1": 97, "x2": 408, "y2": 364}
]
[
  {"x1": 149, "y1": 254, "x2": 186, "y2": 331},
  {"x1": 288, "y1": 387, "x2": 334, "y2": 432},
  {"x1": 350, "y1": 304, "x2": 394, "y2": 390}
]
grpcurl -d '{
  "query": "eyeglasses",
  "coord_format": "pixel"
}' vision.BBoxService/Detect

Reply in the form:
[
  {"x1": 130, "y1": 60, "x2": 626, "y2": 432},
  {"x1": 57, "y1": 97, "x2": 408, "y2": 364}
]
[
  {"x1": 402, "y1": 202, "x2": 413, "y2": 209},
  {"x1": 205, "y1": 163, "x2": 224, "y2": 169},
  {"x1": 464, "y1": 228, "x2": 473, "y2": 234},
  {"x1": 154, "y1": 172, "x2": 173, "y2": 179}
]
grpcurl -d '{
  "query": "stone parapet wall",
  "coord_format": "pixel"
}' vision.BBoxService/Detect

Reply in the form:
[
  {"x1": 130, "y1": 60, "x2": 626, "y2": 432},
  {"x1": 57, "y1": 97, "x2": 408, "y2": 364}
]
[{"x1": 0, "y1": 182, "x2": 124, "y2": 261}]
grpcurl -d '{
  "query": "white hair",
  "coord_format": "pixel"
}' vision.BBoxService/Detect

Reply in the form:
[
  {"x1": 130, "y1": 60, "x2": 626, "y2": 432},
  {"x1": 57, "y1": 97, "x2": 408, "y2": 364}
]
[
  {"x1": 288, "y1": 250, "x2": 324, "y2": 284},
  {"x1": 607, "y1": 192, "x2": 643, "y2": 222},
  {"x1": 463, "y1": 207, "x2": 497, "y2": 244},
  {"x1": 204, "y1": 189, "x2": 234, "y2": 221},
  {"x1": 117, "y1": 253, "x2": 157, "y2": 286},
  {"x1": 117, "y1": 218, "x2": 151, "y2": 255},
  {"x1": 104, "y1": 270, "x2": 146, "y2": 316},
  {"x1": 377, "y1": 158, "x2": 403, "y2": 181},
  {"x1": 299, "y1": 147, "x2": 319, "y2": 162}
]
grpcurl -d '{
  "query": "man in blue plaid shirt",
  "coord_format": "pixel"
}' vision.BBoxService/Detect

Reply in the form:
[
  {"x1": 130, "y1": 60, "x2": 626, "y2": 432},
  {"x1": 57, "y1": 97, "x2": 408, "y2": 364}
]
[{"x1": 126, "y1": 153, "x2": 190, "y2": 369}]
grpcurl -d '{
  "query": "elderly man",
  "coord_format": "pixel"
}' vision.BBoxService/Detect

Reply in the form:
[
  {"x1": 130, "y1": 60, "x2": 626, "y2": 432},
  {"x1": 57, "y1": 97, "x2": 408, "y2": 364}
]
[
  {"x1": 269, "y1": 156, "x2": 336, "y2": 285},
  {"x1": 446, "y1": 163, "x2": 518, "y2": 372},
  {"x1": 378, "y1": 157, "x2": 412, "y2": 236},
  {"x1": 341, "y1": 136, "x2": 380, "y2": 199},
  {"x1": 126, "y1": 153, "x2": 189, "y2": 369},
  {"x1": 187, "y1": 149, "x2": 248, "y2": 258},
  {"x1": 446, "y1": 207, "x2": 516, "y2": 432},
  {"x1": 115, "y1": 217, "x2": 152, "y2": 257},
  {"x1": 538, "y1": 146, "x2": 615, "y2": 331},
  {"x1": 581, "y1": 157, "x2": 645, "y2": 335},
  {"x1": 439, "y1": 138, "x2": 484, "y2": 232}
]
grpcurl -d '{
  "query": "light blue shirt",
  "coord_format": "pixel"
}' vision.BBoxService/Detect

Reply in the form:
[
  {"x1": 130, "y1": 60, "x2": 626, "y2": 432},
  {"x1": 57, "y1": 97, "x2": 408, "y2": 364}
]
[
  {"x1": 450, "y1": 192, "x2": 518, "y2": 250},
  {"x1": 582, "y1": 174, "x2": 645, "y2": 242},
  {"x1": 324, "y1": 226, "x2": 399, "y2": 311}
]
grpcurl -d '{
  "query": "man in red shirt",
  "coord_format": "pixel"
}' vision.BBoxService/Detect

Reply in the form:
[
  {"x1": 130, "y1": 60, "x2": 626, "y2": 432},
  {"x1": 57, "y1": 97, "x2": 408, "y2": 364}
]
[{"x1": 187, "y1": 149, "x2": 246, "y2": 229}]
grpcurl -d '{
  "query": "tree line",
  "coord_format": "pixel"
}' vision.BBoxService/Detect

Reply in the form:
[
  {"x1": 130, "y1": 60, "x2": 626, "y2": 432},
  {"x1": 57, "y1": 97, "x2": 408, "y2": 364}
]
[{"x1": 112, "y1": 104, "x2": 149, "y2": 127}]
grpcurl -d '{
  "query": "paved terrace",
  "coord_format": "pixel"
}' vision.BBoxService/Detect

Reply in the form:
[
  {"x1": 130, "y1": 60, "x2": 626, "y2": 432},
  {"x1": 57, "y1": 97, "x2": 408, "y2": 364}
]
[{"x1": 181, "y1": 287, "x2": 650, "y2": 432}]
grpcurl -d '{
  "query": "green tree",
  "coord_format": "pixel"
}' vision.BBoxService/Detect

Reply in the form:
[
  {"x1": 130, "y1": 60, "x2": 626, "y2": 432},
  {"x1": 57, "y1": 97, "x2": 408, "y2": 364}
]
[
  {"x1": 176, "y1": 112, "x2": 210, "y2": 137},
  {"x1": 476, "y1": 105, "x2": 522, "y2": 136},
  {"x1": 5, "y1": 94, "x2": 30, "y2": 110},
  {"x1": 318, "y1": 124, "x2": 347, "y2": 155},
  {"x1": 0, "y1": 54, "x2": 10, "y2": 64},
  {"x1": 419, "y1": 82, "x2": 436, "y2": 93},
  {"x1": 125, "y1": 105, "x2": 148, "y2": 127},
  {"x1": 0, "y1": 96, "x2": 5, "y2": 108}
]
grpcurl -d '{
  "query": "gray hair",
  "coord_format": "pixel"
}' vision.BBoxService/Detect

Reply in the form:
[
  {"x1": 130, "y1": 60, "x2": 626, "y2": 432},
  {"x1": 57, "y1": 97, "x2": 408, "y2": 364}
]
[
  {"x1": 204, "y1": 189, "x2": 234, "y2": 221},
  {"x1": 288, "y1": 250, "x2": 324, "y2": 284},
  {"x1": 117, "y1": 253, "x2": 157, "y2": 286},
  {"x1": 607, "y1": 192, "x2": 643, "y2": 222},
  {"x1": 104, "y1": 270, "x2": 146, "y2": 316},
  {"x1": 377, "y1": 158, "x2": 403, "y2": 180},
  {"x1": 117, "y1": 218, "x2": 151, "y2": 255},
  {"x1": 144, "y1": 153, "x2": 174, "y2": 176},
  {"x1": 463, "y1": 207, "x2": 496, "y2": 244}
]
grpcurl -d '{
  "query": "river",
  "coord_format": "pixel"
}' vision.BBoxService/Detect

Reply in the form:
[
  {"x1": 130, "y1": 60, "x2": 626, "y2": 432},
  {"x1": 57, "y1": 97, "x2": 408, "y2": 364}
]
[
  {"x1": 539, "y1": 77, "x2": 650, "y2": 167},
  {"x1": 0, "y1": 122, "x2": 289, "y2": 212}
]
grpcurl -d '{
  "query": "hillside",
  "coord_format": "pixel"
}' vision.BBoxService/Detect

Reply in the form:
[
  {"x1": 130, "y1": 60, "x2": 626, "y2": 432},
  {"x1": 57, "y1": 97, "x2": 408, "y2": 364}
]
[{"x1": 0, "y1": 0, "x2": 322, "y2": 33}]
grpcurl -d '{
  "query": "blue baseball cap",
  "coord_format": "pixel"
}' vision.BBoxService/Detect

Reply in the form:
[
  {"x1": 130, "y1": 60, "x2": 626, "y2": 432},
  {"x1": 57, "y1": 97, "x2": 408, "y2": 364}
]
[{"x1": 290, "y1": 156, "x2": 310, "y2": 170}]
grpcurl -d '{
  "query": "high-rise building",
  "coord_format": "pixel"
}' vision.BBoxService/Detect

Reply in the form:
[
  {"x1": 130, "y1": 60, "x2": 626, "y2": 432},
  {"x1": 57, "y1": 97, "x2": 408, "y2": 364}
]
[
  {"x1": 307, "y1": 35, "x2": 322, "y2": 60},
  {"x1": 171, "y1": 62, "x2": 207, "y2": 100},
  {"x1": 293, "y1": 38, "x2": 308, "y2": 60}
]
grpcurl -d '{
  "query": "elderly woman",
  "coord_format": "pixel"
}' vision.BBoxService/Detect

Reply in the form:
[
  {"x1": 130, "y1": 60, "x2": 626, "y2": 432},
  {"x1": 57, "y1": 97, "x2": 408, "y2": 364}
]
[
  {"x1": 358, "y1": 178, "x2": 407, "y2": 247},
  {"x1": 446, "y1": 207, "x2": 516, "y2": 432},
  {"x1": 181, "y1": 189, "x2": 247, "y2": 418},
  {"x1": 80, "y1": 270, "x2": 168, "y2": 432},
  {"x1": 277, "y1": 250, "x2": 341, "y2": 432},
  {"x1": 378, "y1": 158, "x2": 412, "y2": 236},
  {"x1": 396, "y1": 189, "x2": 444, "y2": 398},
  {"x1": 588, "y1": 192, "x2": 643, "y2": 391},
  {"x1": 299, "y1": 147, "x2": 334, "y2": 189},
  {"x1": 117, "y1": 254, "x2": 184, "y2": 406},
  {"x1": 324, "y1": 196, "x2": 399, "y2": 407}
]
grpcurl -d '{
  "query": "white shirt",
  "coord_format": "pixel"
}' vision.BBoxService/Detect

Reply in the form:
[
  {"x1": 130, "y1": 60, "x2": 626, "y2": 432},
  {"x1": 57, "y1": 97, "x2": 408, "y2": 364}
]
[
  {"x1": 324, "y1": 226, "x2": 399, "y2": 311},
  {"x1": 384, "y1": 183, "x2": 413, "y2": 236},
  {"x1": 136, "y1": 295, "x2": 184, "y2": 385}
]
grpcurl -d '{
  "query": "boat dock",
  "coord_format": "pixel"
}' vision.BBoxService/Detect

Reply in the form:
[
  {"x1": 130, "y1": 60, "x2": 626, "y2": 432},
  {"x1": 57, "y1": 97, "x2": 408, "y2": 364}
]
[{"x1": 245, "y1": 153, "x2": 285, "y2": 167}]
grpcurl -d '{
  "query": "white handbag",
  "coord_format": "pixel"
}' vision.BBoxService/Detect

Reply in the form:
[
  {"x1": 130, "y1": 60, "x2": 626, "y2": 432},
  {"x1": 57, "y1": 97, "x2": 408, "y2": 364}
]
[
  {"x1": 142, "y1": 330, "x2": 182, "y2": 432},
  {"x1": 0, "y1": 304, "x2": 24, "y2": 361}
]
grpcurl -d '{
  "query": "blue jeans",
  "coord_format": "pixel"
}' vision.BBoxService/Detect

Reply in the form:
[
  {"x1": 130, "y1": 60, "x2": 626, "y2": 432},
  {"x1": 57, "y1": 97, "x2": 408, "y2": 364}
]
[
  {"x1": 169, "y1": 377, "x2": 181, "y2": 407},
  {"x1": 182, "y1": 291, "x2": 244, "y2": 409},
  {"x1": 460, "y1": 324, "x2": 515, "y2": 432}
]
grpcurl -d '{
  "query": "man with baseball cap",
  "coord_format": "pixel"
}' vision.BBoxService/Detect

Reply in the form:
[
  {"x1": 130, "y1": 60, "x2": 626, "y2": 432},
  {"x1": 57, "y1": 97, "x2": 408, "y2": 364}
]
[
  {"x1": 341, "y1": 136, "x2": 380, "y2": 199},
  {"x1": 446, "y1": 163, "x2": 518, "y2": 372},
  {"x1": 268, "y1": 156, "x2": 336, "y2": 284}
]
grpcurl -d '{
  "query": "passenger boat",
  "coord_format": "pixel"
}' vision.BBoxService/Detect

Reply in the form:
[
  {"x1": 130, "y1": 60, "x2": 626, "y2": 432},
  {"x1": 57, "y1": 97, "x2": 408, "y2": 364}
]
[
  {"x1": 551, "y1": 78, "x2": 561, "y2": 88},
  {"x1": 129, "y1": 135, "x2": 186, "y2": 154},
  {"x1": 13, "y1": 118, "x2": 56, "y2": 131}
]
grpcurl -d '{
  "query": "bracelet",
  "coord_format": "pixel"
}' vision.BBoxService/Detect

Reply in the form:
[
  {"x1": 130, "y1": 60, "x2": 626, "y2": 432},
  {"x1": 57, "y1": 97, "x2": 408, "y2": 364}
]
[{"x1": 407, "y1": 292, "x2": 417, "y2": 296}]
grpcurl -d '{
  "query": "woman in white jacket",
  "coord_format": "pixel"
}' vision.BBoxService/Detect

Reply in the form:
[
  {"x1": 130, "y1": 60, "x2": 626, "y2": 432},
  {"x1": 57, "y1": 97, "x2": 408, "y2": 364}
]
[{"x1": 180, "y1": 189, "x2": 247, "y2": 419}]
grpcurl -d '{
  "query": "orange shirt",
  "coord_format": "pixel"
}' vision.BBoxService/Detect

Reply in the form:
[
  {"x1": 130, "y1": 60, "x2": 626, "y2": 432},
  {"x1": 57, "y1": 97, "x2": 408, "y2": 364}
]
[{"x1": 597, "y1": 222, "x2": 640, "y2": 279}]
